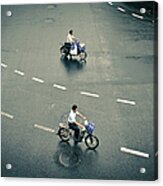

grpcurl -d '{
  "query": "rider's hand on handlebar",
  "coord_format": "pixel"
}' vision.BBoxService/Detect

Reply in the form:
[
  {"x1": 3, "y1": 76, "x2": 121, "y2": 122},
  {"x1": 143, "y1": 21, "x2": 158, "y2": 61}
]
[
  {"x1": 84, "y1": 120, "x2": 88, "y2": 126},
  {"x1": 83, "y1": 116, "x2": 87, "y2": 120},
  {"x1": 81, "y1": 126, "x2": 86, "y2": 131}
]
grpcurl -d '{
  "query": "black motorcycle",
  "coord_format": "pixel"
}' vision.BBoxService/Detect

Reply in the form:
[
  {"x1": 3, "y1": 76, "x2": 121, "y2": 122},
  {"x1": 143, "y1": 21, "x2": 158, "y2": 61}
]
[{"x1": 60, "y1": 40, "x2": 87, "y2": 62}]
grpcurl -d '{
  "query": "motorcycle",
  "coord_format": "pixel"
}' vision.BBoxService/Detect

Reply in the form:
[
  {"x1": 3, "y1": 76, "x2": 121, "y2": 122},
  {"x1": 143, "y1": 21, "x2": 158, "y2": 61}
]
[
  {"x1": 57, "y1": 120, "x2": 99, "y2": 150},
  {"x1": 60, "y1": 40, "x2": 87, "y2": 63}
]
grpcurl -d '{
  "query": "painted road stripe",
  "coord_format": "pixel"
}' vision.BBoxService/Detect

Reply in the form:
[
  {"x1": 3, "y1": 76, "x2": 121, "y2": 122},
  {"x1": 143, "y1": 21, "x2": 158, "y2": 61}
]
[
  {"x1": 116, "y1": 98, "x2": 136, "y2": 106},
  {"x1": 53, "y1": 84, "x2": 67, "y2": 91},
  {"x1": 120, "y1": 147, "x2": 149, "y2": 158},
  {"x1": 108, "y1": 2, "x2": 113, "y2": 5},
  {"x1": 34, "y1": 124, "x2": 55, "y2": 133},
  {"x1": 80, "y1": 91, "x2": 100, "y2": 98},
  {"x1": 1, "y1": 111, "x2": 14, "y2": 119},
  {"x1": 1, "y1": 63, "x2": 7, "y2": 68},
  {"x1": 132, "y1": 13, "x2": 144, "y2": 20},
  {"x1": 14, "y1": 69, "x2": 25, "y2": 76},
  {"x1": 117, "y1": 7, "x2": 126, "y2": 13},
  {"x1": 32, "y1": 77, "x2": 44, "y2": 83}
]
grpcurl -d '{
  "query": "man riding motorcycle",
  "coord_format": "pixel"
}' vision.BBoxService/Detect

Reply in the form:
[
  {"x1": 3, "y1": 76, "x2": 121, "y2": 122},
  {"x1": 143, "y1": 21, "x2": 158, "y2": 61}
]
[
  {"x1": 60, "y1": 30, "x2": 87, "y2": 62},
  {"x1": 68, "y1": 104, "x2": 86, "y2": 142},
  {"x1": 66, "y1": 30, "x2": 78, "y2": 55}
]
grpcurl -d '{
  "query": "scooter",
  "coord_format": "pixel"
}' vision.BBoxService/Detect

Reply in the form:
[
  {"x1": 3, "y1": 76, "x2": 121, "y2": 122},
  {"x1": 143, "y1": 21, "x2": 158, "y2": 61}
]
[{"x1": 60, "y1": 40, "x2": 87, "y2": 63}]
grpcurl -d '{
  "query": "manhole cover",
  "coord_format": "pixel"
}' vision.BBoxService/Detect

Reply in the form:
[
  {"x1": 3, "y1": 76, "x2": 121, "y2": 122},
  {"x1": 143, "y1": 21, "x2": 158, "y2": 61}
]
[{"x1": 44, "y1": 18, "x2": 55, "y2": 23}]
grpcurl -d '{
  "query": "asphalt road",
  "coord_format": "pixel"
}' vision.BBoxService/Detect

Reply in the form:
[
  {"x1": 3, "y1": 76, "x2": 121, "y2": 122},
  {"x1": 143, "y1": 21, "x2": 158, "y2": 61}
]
[{"x1": 1, "y1": 2, "x2": 157, "y2": 180}]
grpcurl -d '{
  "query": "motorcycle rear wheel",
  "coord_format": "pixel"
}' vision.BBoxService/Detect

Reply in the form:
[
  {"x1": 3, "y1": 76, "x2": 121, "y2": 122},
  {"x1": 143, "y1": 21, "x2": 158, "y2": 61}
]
[
  {"x1": 85, "y1": 134, "x2": 99, "y2": 150},
  {"x1": 58, "y1": 128, "x2": 70, "y2": 142},
  {"x1": 60, "y1": 46, "x2": 69, "y2": 58}
]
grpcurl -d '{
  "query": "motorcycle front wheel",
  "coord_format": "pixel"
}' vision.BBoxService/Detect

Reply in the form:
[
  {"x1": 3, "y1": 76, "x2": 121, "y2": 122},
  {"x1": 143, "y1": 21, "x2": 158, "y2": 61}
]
[
  {"x1": 80, "y1": 51, "x2": 87, "y2": 62},
  {"x1": 58, "y1": 128, "x2": 70, "y2": 142},
  {"x1": 85, "y1": 134, "x2": 99, "y2": 150}
]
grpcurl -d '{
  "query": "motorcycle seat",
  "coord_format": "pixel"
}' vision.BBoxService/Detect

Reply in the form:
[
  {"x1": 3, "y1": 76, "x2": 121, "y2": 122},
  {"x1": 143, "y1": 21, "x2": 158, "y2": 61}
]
[{"x1": 59, "y1": 123, "x2": 67, "y2": 128}]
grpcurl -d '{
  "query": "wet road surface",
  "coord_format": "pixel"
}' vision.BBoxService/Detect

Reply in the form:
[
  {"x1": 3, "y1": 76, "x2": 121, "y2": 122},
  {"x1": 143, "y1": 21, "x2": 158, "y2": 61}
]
[{"x1": 1, "y1": 2, "x2": 157, "y2": 180}]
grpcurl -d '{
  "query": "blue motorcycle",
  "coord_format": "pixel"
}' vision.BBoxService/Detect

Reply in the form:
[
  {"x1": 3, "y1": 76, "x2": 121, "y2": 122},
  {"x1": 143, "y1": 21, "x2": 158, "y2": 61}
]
[{"x1": 60, "y1": 40, "x2": 87, "y2": 63}]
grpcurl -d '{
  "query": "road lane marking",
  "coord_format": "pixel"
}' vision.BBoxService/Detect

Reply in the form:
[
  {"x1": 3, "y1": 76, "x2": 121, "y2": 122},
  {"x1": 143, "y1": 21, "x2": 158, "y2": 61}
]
[
  {"x1": 80, "y1": 91, "x2": 100, "y2": 98},
  {"x1": 53, "y1": 84, "x2": 67, "y2": 91},
  {"x1": 117, "y1": 7, "x2": 126, "y2": 13},
  {"x1": 131, "y1": 13, "x2": 144, "y2": 20},
  {"x1": 1, "y1": 111, "x2": 14, "y2": 119},
  {"x1": 1, "y1": 63, "x2": 8, "y2": 68},
  {"x1": 120, "y1": 147, "x2": 149, "y2": 158},
  {"x1": 32, "y1": 77, "x2": 44, "y2": 83},
  {"x1": 34, "y1": 124, "x2": 55, "y2": 133},
  {"x1": 14, "y1": 69, "x2": 25, "y2": 76},
  {"x1": 116, "y1": 98, "x2": 136, "y2": 106},
  {"x1": 108, "y1": 2, "x2": 113, "y2": 5}
]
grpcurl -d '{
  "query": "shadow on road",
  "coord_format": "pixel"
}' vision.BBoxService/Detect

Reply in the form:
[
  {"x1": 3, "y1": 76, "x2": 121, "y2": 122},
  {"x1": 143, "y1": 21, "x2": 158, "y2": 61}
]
[
  {"x1": 60, "y1": 57, "x2": 85, "y2": 74},
  {"x1": 53, "y1": 141, "x2": 98, "y2": 169}
]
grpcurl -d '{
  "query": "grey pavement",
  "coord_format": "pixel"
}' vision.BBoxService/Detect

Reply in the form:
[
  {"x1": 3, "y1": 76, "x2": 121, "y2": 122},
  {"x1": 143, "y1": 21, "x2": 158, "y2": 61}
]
[{"x1": 1, "y1": 2, "x2": 157, "y2": 180}]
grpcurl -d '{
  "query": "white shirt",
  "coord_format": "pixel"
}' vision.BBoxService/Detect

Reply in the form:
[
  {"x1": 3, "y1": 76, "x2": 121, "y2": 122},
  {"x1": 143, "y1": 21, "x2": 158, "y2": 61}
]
[
  {"x1": 67, "y1": 33, "x2": 75, "y2": 43},
  {"x1": 68, "y1": 110, "x2": 79, "y2": 123}
]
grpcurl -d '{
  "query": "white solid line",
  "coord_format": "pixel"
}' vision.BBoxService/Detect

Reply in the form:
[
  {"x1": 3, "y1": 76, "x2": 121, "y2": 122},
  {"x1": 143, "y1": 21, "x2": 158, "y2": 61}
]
[
  {"x1": 14, "y1": 69, "x2": 25, "y2": 76},
  {"x1": 131, "y1": 13, "x2": 144, "y2": 20},
  {"x1": 53, "y1": 84, "x2": 67, "y2": 90},
  {"x1": 117, "y1": 7, "x2": 126, "y2": 13},
  {"x1": 34, "y1": 124, "x2": 55, "y2": 133},
  {"x1": 1, "y1": 63, "x2": 7, "y2": 68},
  {"x1": 120, "y1": 147, "x2": 149, "y2": 158},
  {"x1": 1, "y1": 111, "x2": 14, "y2": 119},
  {"x1": 80, "y1": 91, "x2": 100, "y2": 98},
  {"x1": 108, "y1": 2, "x2": 113, "y2": 5},
  {"x1": 116, "y1": 98, "x2": 136, "y2": 106},
  {"x1": 32, "y1": 77, "x2": 44, "y2": 83}
]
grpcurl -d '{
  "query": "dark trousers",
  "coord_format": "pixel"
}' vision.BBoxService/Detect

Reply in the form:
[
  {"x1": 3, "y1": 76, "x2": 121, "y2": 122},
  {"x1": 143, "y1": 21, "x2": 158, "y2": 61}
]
[{"x1": 68, "y1": 122, "x2": 80, "y2": 140}]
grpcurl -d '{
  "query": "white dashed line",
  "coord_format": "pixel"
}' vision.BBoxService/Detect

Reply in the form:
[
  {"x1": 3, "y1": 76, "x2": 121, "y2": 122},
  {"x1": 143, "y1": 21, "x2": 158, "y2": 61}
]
[
  {"x1": 116, "y1": 98, "x2": 136, "y2": 106},
  {"x1": 120, "y1": 147, "x2": 149, "y2": 158},
  {"x1": 117, "y1": 7, "x2": 126, "y2": 13},
  {"x1": 53, "y1": 84, "x2": 67, "y2": 91},
  {"x1": 1, "y1": 111, "x2": 14, "y2": 119},
  {"x1": 34, "y1": 124, "x2": 55, "y2": 133},
  {"x1": 1, "y1": 63, "x2": 8, "y2": 68},
  {"x1": 14, "y1": 69, "x2": 25, "y2": 76},
  {"x1": 108, "y1": 2, "x2": 113, "y2": 6},
  {"x1": 131, "y1": 13, "x2": 144, "y2": 20},
  {"x1": 80, "y1": 91, "x2": 100, "y2": 98},
  {"x1": 32, "y1": 77, "x2": 44, "y2": 83}
]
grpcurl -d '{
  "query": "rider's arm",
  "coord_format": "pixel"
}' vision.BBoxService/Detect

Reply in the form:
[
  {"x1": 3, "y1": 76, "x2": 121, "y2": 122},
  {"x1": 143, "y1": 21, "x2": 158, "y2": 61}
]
[
  {"x1": 71, "y1": 35, "x2": 77, "y2": 42},
  {"x1": 74, "y1": 121, "x2": 85, "y2": 129},
  {"x1": 76, "y1": 111, "x2": 86, "y2": 120}
]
